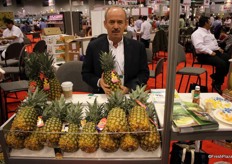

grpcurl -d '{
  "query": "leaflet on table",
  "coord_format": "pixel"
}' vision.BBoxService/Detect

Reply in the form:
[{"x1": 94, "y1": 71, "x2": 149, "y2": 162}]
[
  {"x1": 151, "y1": 89, "x2": 181, "y2": 103},
  {"x1": 172, "y1": 102, "x2": 219, "y2": 133}
]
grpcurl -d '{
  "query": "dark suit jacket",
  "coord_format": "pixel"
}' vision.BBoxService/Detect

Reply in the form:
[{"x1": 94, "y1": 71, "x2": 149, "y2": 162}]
[{"x1": 81, "y1": 35, "x2": 149, "y2": 93}]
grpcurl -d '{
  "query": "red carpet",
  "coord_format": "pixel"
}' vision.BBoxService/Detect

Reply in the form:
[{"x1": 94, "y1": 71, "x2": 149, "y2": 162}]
[{"x1": 2, "y1": 51, "x2": 232, "y2": 163}]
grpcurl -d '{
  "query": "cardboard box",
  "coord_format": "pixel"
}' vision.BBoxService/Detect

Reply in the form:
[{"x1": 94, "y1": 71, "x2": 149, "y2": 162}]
[
  {"x1": 41, "y1": 34, "x2": 66, "y2": 45},
  {"x1": 65, "y1": 39, "x2": 81, "y2": 62},
  {"x1": 47, "y1": 44, "x2": 66, "y2": 54},
  {"x1": 43, "y1": 27, "x2": 62, "y2": 36}
]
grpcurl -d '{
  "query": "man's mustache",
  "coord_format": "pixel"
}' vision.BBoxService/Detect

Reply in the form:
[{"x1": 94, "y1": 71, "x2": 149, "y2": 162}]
[{"x1": 112, "y1": 30, "x2": 120, "y2": 33}]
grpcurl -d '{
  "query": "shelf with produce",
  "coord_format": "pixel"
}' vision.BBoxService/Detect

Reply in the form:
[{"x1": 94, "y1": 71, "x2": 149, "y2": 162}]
[
  {"x1": 0, "y1": 90, "x2": 162, "y2": 164},
  {"x1": 0, "y1": 115, "x2": 162, "y2": 164}
]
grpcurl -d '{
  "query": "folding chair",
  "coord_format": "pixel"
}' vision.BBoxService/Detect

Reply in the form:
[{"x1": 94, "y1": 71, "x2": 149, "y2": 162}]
[
  {"x1": 176, "y1": 44, "x2": 208, "y2": 93},
  {"x1": 149, "y1": 58, "x2": 164, "y2": 88}
]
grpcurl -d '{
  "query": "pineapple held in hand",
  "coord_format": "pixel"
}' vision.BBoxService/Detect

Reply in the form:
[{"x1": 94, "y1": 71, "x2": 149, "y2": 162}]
[{"x1": 99, "y1": 51, "x2": 121, "y2": 92}]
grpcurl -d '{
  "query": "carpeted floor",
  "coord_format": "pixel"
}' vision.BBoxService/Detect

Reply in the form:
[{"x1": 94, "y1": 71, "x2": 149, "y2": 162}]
[{"x1": 1, "y1": 51, "x2": 232, "y2": 164}]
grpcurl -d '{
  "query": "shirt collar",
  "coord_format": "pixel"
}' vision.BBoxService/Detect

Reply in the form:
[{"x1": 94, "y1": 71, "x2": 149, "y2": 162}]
[
  {"x1": 107, "y1": 36, "x2": 124, "y2": 48},
  {"x1": 199, "y1": 27, "x2": 210, "y2": 33}
]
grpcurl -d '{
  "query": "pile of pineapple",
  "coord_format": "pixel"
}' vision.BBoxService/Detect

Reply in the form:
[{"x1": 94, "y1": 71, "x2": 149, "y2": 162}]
[{"x1": 5, "y1": 85, "x2": 161, "y2": 154}]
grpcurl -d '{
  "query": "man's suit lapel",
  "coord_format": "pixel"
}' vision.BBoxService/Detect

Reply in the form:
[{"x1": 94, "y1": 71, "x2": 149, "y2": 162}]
[{"x1": 101, "y1": 36, "x2": 109, "y2": 53}]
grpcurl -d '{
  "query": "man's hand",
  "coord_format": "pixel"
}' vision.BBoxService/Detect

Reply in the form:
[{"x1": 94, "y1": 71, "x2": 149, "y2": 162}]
[
  {"x1": 210, "y1": 52, "x2": 216, "y2": 56},
  {"x1": 99, "y1": 74, "x2": 111, "y2": 94},
  {"x1": 218, "y1": 48, "x2": 224, "y2": 54},
  {"x1": 120, "y1": 85, "x2": 129, "y2": 94}
]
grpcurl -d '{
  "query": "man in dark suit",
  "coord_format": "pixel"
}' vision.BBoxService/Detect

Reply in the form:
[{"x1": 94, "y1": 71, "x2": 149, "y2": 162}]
[{"x1": 82, "y1": 6, "x2": 149, "y2": 94}]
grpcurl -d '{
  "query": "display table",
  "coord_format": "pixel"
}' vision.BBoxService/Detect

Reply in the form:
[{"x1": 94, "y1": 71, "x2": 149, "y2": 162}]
[
  {"x1": 152, "y1": 91, "x2": 232, "y2": 140},
  {"x1": 0, "y1": 93, "x2": 161, "y2": 164}
]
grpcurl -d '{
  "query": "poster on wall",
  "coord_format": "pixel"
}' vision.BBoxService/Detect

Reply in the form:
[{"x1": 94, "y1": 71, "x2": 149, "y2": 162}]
[
  {"x1": 131, "y1": 8, "x2": 140, "y2": 15},
  {"x1": 224, "y1": 0, "x2": 232, "y2": 11},
  {"x1": 0, "y1": 12, "x2": 14, "y2": 28},
  {"x1": 183, "y1": 0, "x2": 191, "y2": 6},
  {"x1": 204, "y1": 0, "x2": 210, "y2": 8}
]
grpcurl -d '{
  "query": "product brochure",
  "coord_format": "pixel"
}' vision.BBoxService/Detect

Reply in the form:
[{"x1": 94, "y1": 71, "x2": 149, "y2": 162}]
[{"x1": 172, "y1": 102, "x2": 219, "y2": 133}]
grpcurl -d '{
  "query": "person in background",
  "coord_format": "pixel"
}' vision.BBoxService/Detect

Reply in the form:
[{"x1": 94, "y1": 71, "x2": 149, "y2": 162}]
[
  {"x1": 82, "y1": 6, "x2": 149, "y2": 94},
  {"x1": 1, "y1": 18, "x2": 24, "y2": 43},
  {"x1": 135, "y1": 15, "x2": 143, "y2": 31},
  {"x1": 191, "y1": 16, "x2": 230, "y2": 94},
  {"x1": 179, "y1": 14, "x2": 185, "y2": 29},
  {"x1": 21, "y1": 21, "x2": 32, "y2": 33},
  {"x1": 127, "y1": 17, "x2": 137, "y2": 40},
  {"x1": 224, "y1": 16, "x2": 231, "y2": 32},
  {"x1": 33, "y1": 24, "x2": 41, "y2": 32},
  {"x1": 140, "y1": 16, "x2": 152, "y2": 48},
  {"x1": 39, "y1": 18, "x2": 47, "y2": 30},
  {"x1": 0, "y1": 18, "x2": 24, "y2": 59},
  {"x1": 210, "y1": 14, "x2": 214, "y2": 25}
]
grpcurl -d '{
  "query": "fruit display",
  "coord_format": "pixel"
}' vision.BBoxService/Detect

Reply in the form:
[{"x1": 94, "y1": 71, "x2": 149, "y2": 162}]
[
  {"x1": 4, "y1": 85, "x2": 161, "y2": 159},
  {"x1": 99, "y1": 51, "x2": 122, "y2": 92}
]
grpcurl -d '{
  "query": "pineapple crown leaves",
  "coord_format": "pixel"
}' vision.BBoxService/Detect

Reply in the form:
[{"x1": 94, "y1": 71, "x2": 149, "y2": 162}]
[
  {"x1": 24, "y1": 52, "x2": 42, "y2": 79},
  {"x1": 129, "y1": 85, "x2": 149, "y2": 106},
  {"x1": 85, "y1": 98, "x2": 104, "y2": 124},
  {"x1": 38, "y1": 52, "x2": 55, "y2": 79},
  {"x1": 20, "y1": 87, "x2": 48, "y2": 115},
  {"x1": 99, "y1": 51, "x2": 116, "y2": 71},
  {"x1": 65, "y1": 102, "x2": 84, "y2": 126},
  {"x1": 146, "y1": 102, "x2": 156, "y2": 119},
  {"x1": 42, "y1": 95, "x2": 70, "y2": 121},
  {"x1": 104, "y1": 89, "x2": 128, "y2": 115}
]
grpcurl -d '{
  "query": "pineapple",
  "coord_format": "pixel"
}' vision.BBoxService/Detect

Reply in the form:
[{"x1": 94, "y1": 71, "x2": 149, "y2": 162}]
[
  {"x1": 5, "y1": 131, "x2": 25, "y2": 149},
  {"x1": 105, "y1": 90, "x2": 128, "y2": 139},
  {"x1": 139, "y1": 123, "x2": 160, "y2": 152},
  {"x1": 24, "y1": 127, "x2": 44, "y2": 151},
  {"x1": 120, "y1": 133, "x2": 139, "y2": 152},
  {"x1": 42, "y1": 96, "x2": 69, "y2": 148},
  {"x1": 79, "y1": 99, "x2": 103, "y2": 153},
  {"x1": 128, "y1": 85, "x2": 151, "y2": 135},
  {"x1": 24, "y1": 52, "x2": 43, "y2": 91},
  {"x1": 25, "y1": 52, "x2": 62, "y2": 100},
  {"x1": 10, "y1": 88, "x2": 47, "y2": 138},
  {"x1": 38, "y1": 52, "x2": 62, "y2": 100},
  {"x1": 99, "y1": 127, "x2": 119, "y2": 153},
  {"x1": 59, "y1": 103, "x2": 83, "y2": 152},
  {"x1": 99, "y1": 51, "x2": 121, "y2": 92}
]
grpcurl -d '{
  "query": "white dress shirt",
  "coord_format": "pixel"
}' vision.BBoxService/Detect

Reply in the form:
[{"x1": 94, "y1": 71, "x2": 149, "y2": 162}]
[
  {"x1": 191, "y1": 27, "x2": 220, "y2": 55},
  {"x1": 108, "y1": 38, "x2": 125, "y2": 85},
  {"x1": 3, "y1": 25, "x2": 24, "y2": 43},
  {"x1": 140, "y1": 20, "x2": 152, "y2": 40}
]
